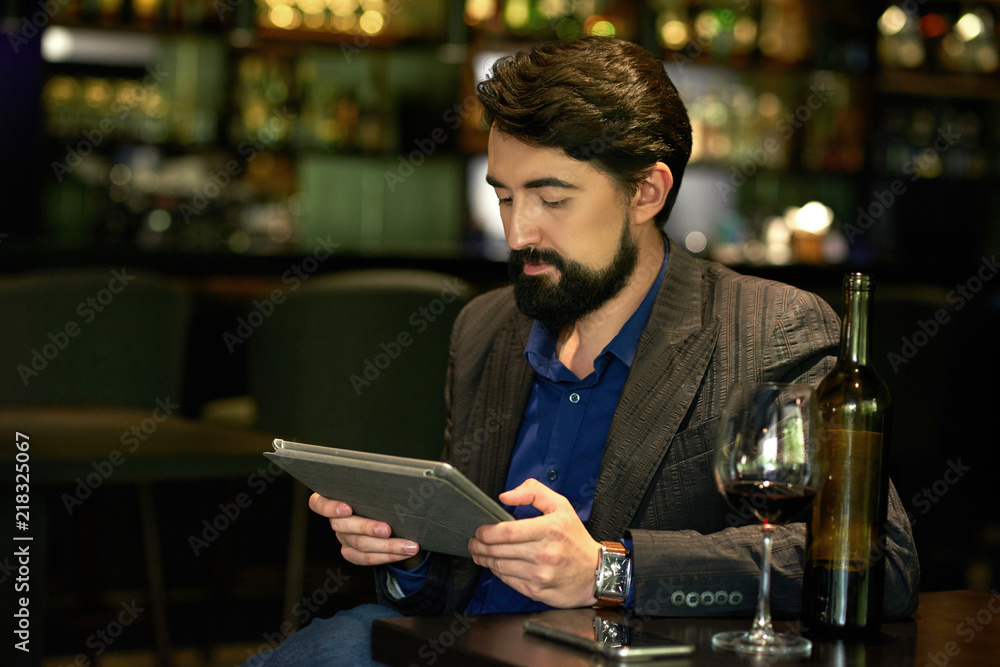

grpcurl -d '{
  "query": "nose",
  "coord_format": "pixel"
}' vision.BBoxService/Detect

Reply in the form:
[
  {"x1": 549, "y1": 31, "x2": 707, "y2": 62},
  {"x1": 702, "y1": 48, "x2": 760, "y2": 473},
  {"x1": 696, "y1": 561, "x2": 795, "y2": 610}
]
[{"x1": 503, "y1": 200, "x2": 541, "y2": 251}]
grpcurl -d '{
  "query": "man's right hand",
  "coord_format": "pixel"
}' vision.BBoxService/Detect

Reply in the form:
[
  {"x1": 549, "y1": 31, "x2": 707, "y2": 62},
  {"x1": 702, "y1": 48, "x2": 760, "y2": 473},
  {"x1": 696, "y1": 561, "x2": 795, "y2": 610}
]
[{"x1": 309, "y1": 493, "x2": 422, "y2": 567}]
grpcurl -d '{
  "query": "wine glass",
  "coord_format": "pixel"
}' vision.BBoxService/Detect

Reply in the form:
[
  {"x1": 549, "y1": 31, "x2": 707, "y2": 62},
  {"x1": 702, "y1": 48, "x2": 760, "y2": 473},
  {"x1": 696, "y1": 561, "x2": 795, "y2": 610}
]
[{"x1": 712, "y1": 381, "x2": 822, "y2": 656}]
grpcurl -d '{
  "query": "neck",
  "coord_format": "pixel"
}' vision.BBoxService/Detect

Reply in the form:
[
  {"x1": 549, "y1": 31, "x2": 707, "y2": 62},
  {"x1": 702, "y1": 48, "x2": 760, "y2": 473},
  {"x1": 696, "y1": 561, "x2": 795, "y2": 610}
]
[{"x1": 557, "y1": 232, "x2": 665, "y2": 378}]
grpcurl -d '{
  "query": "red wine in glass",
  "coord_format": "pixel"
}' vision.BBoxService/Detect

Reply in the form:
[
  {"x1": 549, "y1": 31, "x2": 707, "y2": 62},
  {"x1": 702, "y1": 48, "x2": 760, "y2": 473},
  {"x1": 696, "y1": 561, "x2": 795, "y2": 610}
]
[{"x1": 723, "y1": 481, "x2": 816, "y2": 527}]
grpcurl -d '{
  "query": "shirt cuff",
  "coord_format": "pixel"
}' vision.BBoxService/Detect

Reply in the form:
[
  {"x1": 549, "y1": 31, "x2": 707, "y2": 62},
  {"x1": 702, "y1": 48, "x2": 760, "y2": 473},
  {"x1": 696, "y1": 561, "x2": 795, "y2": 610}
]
[{"x1": 384, "y1": 552, "x2": 432, "y2": 600}]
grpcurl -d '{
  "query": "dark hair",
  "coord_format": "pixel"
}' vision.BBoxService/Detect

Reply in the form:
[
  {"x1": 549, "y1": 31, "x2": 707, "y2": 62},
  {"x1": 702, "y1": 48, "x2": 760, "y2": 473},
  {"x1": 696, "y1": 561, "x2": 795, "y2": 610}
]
[{"x1": 476, "y1": 36, "x2": 693, "y2": 227}]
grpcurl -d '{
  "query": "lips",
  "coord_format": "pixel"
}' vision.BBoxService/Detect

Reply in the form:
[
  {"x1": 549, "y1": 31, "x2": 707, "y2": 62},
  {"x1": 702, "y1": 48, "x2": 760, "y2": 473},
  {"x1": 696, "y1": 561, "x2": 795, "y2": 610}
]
[
  {"x1": 522, "y1": 261, "x2": 551, "y2": 275},
  {"x1": 508, "y1": 247, "x2": 565, "y2": 283}
]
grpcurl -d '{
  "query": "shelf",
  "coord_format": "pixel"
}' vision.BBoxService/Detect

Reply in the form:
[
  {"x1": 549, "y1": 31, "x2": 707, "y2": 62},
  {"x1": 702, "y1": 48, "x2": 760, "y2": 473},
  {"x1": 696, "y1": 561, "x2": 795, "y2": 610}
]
[{"x1": 876, "y1": 70, "x2": 1000, "y2": 101}]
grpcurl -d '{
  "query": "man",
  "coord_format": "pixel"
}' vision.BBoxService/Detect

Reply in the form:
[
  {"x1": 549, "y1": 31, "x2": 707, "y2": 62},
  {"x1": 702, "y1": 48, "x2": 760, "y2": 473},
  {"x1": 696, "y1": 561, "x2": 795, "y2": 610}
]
[{"x1": 248, "y1": 36, "x2": 919, "y2": 665}]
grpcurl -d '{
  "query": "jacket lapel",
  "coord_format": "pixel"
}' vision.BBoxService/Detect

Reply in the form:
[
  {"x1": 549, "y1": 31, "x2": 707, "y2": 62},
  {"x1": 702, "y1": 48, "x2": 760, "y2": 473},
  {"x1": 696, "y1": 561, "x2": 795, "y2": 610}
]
[
  {"x1": 588, "y1": 240, "x2": 720, "y2": 541},
  {"x1": 473, "y1": 312, "x2": 534, "y2": 500}
]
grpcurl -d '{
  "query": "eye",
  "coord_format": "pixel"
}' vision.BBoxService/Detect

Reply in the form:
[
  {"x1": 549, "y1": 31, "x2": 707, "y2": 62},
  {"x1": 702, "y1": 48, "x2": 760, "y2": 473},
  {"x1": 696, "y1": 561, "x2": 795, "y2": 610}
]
[
  {"x1": 542, "y1": 199, "x2": 567, "y2": 209},
  {"x1": 497, "y1": 196, "x2": 513, "y2": 206}
]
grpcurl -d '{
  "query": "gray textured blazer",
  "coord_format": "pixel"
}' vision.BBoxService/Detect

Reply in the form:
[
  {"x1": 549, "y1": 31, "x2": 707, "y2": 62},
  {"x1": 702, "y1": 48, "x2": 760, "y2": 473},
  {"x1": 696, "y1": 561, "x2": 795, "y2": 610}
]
[{"x1": 376, "y1": 238, "x2": 920, "y2": 619}]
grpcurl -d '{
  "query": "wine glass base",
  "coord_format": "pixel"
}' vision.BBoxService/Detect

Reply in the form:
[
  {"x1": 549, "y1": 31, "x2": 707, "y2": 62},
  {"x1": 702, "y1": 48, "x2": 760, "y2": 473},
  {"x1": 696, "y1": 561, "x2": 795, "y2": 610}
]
[{"x1": 711, "y1": 630, "x2": 812, "y2": 656}]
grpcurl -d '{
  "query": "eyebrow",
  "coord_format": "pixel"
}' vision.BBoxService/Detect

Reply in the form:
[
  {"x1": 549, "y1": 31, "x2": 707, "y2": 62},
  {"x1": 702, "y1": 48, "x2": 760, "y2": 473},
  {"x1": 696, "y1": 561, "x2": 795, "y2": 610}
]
[{"x1": 486, "y1": 175, "x2": 581, "y2": 190}]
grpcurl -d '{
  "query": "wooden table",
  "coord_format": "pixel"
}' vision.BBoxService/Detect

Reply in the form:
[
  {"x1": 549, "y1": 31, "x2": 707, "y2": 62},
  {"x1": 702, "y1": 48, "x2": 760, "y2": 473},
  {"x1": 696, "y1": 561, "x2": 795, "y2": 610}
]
[{"x1": 372, "y1": 590, "x2": 1000, "y2": 666}]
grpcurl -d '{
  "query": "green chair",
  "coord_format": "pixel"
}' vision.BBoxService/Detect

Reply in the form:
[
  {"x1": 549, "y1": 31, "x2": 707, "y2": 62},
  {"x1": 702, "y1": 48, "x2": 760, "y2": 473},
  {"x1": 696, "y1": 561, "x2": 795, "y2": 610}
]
[
  {"x1": 245, "y1": 268, "x2": 473, "y2": 628},
  {"x1": 248, "y1": 269, "x2": 472, "y2": 459},
  {"x1": 0, "y1": 268, "x2": 279, "y2": 661},
  {"x1": 0, "y1": 267, "x2": 194, "y2": 660},
  {"x1": 0, "y1": 267, "x2": 190, "y2": 410}
]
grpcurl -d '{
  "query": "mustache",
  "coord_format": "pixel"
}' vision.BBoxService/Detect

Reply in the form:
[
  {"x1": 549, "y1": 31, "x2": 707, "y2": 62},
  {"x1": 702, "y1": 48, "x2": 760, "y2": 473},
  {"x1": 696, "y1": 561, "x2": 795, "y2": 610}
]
[{"x1": 508, "y1": 247, "x2": 567, "y2": 273}]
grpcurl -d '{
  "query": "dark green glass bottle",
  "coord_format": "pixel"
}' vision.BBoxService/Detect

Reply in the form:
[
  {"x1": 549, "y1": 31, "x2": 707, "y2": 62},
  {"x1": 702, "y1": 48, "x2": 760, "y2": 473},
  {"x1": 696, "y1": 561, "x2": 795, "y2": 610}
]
[{"x1": 803, "y1": 273, "x2": 891, "y2": 635}]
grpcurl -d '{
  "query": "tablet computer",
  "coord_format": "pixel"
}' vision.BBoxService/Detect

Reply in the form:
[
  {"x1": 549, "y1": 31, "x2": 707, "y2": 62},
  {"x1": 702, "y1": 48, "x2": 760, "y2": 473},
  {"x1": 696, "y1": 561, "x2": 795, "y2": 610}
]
[{"x1": 264, "y1": 439, "x2": 513, "y2": 557}]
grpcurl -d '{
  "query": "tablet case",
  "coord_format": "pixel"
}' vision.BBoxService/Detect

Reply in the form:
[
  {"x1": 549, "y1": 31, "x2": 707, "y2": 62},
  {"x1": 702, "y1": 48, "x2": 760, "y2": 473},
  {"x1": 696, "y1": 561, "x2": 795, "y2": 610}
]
[{"x1": 264, "y1": 439, "x2": 513, "y2": 557}]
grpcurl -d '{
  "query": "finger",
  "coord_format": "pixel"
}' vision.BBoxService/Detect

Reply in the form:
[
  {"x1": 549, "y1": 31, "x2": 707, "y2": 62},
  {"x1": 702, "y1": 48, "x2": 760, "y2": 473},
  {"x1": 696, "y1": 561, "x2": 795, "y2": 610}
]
[
  {"x1": 328, "y1": 515, "x2": 393, "y2": 540},
  {"x1": 341, "y1": 543, "x2": 420, "y2": 567},
  {"x1": 475, "y1": 513, "x2": 552, "y2": 545},
  {"x1": 470, "y1": 530, "x2": 566, "y2": 566},
  {"x1": 472, "y1": 552, "x2": 536, "y2": 581},
  {"x1": 498, "y1": 479, "x2": 568, "y2": 515},
  {"x1": 309, "y1": 493, "x2": 353, "y2": 518},
  {"x1": 341, "y1": 532, "x2": 420, "y2": 558},
  {"x1": 468, "y1": 536, "x2": 529, "y2": 560}
]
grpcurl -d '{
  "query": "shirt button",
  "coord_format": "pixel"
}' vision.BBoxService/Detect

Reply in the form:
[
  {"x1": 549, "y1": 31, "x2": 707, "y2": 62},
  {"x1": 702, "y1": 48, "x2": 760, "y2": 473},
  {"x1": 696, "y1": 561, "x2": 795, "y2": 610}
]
[
  {"x1": 714, "y1": 591, "x2": 729, "y2": 606},
  {"x1": 671, "y1": 591, "x2": 685, "y2": 606},
  {"x1": 547, "y1": 468, "x2": 558, "y2": 481},
  {"x1": 685, "y1": 592, "x2": 700, "y2": 608},
  {"x1": 701, "y1": 592, "x2": 715, "y2": 606},
  {"x1": 568, "y1": 392, "x2": 580, "y2": 403}
]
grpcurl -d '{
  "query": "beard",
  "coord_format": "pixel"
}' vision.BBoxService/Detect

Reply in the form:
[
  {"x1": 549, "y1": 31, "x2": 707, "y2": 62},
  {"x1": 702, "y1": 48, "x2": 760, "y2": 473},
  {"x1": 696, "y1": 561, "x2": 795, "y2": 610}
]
[{"x1": 507, "y1": 215, "x2": 639, "y2": 331}]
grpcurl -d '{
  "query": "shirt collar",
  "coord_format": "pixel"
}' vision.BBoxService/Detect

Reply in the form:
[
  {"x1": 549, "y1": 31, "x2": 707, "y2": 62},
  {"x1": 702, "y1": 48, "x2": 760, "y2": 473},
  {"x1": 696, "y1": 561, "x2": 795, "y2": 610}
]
[{"x1": 523, "y1": 237, "x2": 669, "y2": 380}]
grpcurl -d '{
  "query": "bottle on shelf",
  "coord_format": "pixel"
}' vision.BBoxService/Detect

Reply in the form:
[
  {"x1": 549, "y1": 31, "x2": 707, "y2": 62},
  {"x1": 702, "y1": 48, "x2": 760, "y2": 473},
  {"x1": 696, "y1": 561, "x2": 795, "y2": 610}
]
[{"x1": 802, "y1": 272, "x2": 892, "y2": 636}]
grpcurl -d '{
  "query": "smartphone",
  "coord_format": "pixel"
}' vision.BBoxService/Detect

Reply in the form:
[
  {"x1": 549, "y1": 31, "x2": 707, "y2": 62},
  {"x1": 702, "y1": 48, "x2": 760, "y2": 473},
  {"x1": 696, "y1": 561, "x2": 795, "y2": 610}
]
[{"x1": 524, "y1": 616, "x2": 696, "y2": 661}]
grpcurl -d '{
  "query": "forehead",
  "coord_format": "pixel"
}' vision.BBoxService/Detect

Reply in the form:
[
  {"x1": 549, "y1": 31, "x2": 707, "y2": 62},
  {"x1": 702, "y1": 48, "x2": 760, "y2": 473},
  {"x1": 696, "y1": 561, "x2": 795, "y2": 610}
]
[{"x1": 486, "y1": 128, "x2": 608, "y2": 188}]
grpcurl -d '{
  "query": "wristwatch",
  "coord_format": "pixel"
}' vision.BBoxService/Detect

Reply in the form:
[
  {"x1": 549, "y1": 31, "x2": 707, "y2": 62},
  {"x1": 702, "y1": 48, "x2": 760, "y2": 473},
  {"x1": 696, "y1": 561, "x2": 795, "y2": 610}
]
[{"x1": 593, "y1": 541, "x2": 632, "y2": 608}]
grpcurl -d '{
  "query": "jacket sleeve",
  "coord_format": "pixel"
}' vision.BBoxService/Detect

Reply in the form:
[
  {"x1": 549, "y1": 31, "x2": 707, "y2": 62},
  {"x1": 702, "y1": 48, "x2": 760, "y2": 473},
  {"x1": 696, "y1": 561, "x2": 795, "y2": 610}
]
[
  {"x1": 626, "y1": 481, "x2": 918, "y2": 619},
  {"x1": 625, "y1": 287, "x2": 920, "y2": 620}
]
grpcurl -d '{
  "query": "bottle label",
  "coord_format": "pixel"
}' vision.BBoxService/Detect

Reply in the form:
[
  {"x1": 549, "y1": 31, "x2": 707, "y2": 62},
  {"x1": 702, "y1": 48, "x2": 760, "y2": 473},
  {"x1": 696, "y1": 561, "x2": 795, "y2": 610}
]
[{"x1": 808, "y1": 428, "x2": 883, "y2": 568}]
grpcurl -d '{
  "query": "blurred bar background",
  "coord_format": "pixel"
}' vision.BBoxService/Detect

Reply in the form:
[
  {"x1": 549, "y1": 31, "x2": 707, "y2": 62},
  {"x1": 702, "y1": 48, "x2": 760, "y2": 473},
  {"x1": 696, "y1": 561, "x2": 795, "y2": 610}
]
[{"x1": 1, "y1": 0, "x2": 998, "y2": 664}]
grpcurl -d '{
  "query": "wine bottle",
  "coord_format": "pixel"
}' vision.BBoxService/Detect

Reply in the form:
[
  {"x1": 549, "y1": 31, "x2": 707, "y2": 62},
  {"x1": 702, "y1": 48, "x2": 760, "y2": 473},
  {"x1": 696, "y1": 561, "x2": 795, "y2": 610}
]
[{"x1": 802, "y1": 272, "x2": 891, "y2": 635}]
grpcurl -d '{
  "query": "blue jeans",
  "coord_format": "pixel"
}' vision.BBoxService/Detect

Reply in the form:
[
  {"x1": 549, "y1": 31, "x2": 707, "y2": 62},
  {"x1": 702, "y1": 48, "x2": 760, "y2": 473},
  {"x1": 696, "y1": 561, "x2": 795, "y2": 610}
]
[{"x1": 241, "y1": 604, "x2": 403, "y2": 667}]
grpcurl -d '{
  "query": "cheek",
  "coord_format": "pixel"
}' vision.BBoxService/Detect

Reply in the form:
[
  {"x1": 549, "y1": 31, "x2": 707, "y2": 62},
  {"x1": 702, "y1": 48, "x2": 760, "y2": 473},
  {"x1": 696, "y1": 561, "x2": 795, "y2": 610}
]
[{"x1": 573, "y1": 211, "x2": 623, "y2": 265}]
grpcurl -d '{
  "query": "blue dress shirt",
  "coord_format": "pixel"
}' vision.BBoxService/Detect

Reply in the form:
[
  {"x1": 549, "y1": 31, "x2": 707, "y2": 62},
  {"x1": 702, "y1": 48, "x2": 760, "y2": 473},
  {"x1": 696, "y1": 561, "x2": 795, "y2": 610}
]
[{"x1": 389, "y1": 241, "x2": 668, "y2": 613}]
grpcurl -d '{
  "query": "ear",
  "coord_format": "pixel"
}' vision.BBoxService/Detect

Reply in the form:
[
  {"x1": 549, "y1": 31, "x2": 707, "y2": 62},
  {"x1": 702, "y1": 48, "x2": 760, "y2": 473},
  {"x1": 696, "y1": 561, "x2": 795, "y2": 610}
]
[{"x1": 631, "y1": 162, "x2": 673, "y2": 228}]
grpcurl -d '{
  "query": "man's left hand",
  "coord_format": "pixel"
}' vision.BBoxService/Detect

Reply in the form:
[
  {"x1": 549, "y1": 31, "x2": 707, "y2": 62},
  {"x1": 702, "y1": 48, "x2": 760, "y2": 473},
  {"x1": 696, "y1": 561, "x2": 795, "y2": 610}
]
[{"x1": 468, "y1": 478, "x2": 600, "y2": 608}]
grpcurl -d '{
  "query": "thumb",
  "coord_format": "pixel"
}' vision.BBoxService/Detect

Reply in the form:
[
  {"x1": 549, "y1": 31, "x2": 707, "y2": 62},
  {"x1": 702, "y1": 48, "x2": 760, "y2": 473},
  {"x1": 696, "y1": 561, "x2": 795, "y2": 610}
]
[{"x1": 498, "y1": 478, "x2": 565, "y2": 514}]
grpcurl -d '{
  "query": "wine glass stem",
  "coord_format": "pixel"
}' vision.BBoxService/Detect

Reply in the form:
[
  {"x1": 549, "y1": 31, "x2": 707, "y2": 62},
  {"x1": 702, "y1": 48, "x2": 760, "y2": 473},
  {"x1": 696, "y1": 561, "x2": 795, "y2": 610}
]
[{"x1": 751, "y1": 525, "x2": 776, "y2": 641}]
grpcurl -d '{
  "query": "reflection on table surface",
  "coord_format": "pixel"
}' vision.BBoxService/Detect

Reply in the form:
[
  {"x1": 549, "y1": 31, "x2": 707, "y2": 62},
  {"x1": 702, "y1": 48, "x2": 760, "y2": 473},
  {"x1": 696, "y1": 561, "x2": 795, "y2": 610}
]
[{"x1": 372, "y1": 590, "x2": 1000, "y2": 666}]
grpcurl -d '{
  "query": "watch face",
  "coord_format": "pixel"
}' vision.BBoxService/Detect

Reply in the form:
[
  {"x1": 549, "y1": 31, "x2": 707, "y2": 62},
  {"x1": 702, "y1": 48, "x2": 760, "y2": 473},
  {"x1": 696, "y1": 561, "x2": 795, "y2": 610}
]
[{"x1": 598, "y1": 549, "x2": 632, "y2": 600}]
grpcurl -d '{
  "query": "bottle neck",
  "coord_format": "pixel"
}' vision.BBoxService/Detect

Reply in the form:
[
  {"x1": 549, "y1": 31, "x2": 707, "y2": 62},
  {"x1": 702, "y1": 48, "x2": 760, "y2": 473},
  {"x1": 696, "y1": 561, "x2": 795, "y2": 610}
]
[{"x1": 839, "y1": 276, "x2": 871, "y2": 366}]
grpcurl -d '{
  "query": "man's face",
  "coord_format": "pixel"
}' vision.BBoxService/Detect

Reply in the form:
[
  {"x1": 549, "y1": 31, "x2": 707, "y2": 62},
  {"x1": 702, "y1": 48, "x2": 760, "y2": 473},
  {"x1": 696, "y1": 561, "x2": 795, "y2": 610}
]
[{"x1": 486, "y1": 129, "x2": 639, "y2": 330}]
